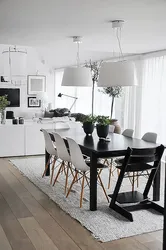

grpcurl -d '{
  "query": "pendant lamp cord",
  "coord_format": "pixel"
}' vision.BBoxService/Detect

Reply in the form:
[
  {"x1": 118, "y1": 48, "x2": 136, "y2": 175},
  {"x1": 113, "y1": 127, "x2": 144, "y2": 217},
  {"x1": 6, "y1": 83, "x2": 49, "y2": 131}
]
[
  {"x1": 76, "y1": 42, "x2": 80, "y2": 67},
  {"x1": 115, "y1": 27, "x2": 124, "y2": 61}
]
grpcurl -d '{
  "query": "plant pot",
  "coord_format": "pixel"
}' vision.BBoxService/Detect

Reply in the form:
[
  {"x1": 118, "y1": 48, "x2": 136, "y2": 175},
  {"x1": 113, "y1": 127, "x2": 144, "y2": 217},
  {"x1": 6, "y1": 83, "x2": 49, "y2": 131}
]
[
  {"x1": 96, "y1": 124, "x2": 109, "y2": 139},
  {"x1": 83, "y1": 122, "x2": 94, "y2": 135},
  {"x1": 110, "y1": 119, "x2": 121, "y2": 134}
]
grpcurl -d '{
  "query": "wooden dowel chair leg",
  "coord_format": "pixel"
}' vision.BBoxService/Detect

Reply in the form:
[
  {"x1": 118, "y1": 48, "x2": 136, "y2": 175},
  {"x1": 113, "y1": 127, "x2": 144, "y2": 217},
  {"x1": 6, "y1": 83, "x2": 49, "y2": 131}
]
[
  {"x1": 80, "y1": 174, "x2": 85, "y2": 208},
  {"x1": 97, "y1": 173, "x2": 109, "y2": 202},
  {"x1": 53, "y1": 162, "x2": 63, "y2": 186},
  {"x1": 66, "y1": 171, "x2": 78, "y2": 198},
  {"x1": 50, "y1": 158, "x2": 56, "y2": 185},
  {"x1": 108, "y1": 166, "x2": 112, "y2": 189},
  {"x1": 65, "y1": 163, "x2": 69, "y2": 194}
]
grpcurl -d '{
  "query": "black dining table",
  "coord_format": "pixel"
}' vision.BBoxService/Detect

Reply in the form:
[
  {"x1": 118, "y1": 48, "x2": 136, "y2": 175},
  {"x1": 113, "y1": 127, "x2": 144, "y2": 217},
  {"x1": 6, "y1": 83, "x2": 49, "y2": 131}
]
[{"x1": 45, "y1": 127, "x2": 161, "y2": 211}]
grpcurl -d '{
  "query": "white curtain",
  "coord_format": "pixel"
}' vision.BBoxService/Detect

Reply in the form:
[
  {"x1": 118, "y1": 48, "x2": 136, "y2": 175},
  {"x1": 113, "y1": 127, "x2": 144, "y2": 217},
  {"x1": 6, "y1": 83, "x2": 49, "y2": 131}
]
[{"x1": 122, "y1": 55, "x2": 166, "y2": 144}]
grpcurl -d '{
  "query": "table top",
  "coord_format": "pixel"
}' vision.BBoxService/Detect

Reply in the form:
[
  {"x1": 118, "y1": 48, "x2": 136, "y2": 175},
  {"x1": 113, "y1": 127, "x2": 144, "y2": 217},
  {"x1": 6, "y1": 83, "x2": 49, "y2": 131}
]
[{"x1": 47, "y1": 127, "x2": 158, "y2": 157}]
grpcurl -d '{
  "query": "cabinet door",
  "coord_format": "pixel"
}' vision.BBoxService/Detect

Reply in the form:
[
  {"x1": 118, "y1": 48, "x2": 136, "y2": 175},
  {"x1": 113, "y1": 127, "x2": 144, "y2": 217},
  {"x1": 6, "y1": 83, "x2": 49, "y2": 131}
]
[
  {"x1": 25, "y1": 123, "x2": 53, "y2": 155},
  {"x1": 0, "y1": 125, "x2": 25, "y2": 157}
]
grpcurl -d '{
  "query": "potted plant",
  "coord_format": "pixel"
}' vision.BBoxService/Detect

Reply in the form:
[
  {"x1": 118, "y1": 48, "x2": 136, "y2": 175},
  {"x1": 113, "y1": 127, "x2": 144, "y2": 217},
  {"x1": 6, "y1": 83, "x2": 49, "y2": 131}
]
[
  {"x1": 96, "y1": 116, "x2": 110, "y2": 139},
  {"x1": 0, "y1": 95, "x2": 9, "y2": 124},
  {"x1": 82, "y1": 115, "x2": 96, "y2": 135},
  {"x1": 101, "y1": 86, "x2": 122, "y2": 134}
]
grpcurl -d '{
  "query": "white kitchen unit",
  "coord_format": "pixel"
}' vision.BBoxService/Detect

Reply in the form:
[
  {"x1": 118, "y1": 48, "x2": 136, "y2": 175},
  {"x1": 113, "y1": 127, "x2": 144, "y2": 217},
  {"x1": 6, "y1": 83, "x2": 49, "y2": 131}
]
[{"x1": 0, "y1": 124, "x2": 25, "y2": 157}]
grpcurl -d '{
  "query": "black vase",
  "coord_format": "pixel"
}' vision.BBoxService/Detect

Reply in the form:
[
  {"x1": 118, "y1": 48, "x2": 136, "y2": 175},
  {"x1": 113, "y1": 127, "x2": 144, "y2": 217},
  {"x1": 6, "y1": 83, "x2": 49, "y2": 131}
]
[
  {"x1": 96, "y1": 124, "x2": 109, "y2": 139},
  {"x1": 83, "y1": 122, "x2": 94, "y2": 135}
]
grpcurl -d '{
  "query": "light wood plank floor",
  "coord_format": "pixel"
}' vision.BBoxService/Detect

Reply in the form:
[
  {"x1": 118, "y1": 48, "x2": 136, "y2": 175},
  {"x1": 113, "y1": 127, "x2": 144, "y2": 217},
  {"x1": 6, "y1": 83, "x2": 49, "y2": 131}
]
[{"x1": 0, "y1": 158, "x2": 163, "y2": 250}]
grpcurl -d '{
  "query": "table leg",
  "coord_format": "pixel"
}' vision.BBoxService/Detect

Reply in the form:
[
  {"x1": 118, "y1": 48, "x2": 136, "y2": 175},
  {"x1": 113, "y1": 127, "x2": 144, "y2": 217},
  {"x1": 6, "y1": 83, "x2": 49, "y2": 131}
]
[
  {"x1": 90, "y1": 152, "x2": 97, "y2": 211},
  {"x1": 153, "y1": 162, "x2": 161, "y2": 201},
  {"x1": 45, "y1": 150, "x2": 50, "y2": 176}
]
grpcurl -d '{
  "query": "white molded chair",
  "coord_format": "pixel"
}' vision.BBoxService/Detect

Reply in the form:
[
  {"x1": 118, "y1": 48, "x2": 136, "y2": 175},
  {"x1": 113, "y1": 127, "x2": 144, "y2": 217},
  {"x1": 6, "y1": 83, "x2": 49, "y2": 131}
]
[
  {"x1": 122, "y1": 129, "x2": 134, "y2": 138},
  {"x1": 142, "y1": 132, "x2": 157, "y2": 143},
  {"x1": 41, "y1": 129, "x2": 58, "y2": 184},
  {"x1": 52, "y1": 133, "x2": 74, "y2": 193},
  {"x1": 66, "y1": 137, "x2": 109, "y2": 208}
]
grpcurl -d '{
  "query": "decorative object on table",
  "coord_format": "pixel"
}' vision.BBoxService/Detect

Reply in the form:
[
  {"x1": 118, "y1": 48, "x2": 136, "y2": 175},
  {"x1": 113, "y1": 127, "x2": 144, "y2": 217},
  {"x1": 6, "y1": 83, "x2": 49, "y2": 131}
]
[
  {"x1": 27, "y1": 75, "x2": 46, "y2": 94},
  {"x1": 36, "y1": 92, "x2": 48, "y2": 111},
  {"x1": 96, "y1": 116, "x2": 110, "y2": 139},
  {"x1": 12, "y1": 118, "x2": 18, "y2": 125},
  {"x1": 82, "y1": 114, "x2": 96, "y2": 135},
  {"x1": 58, "y1": 93, "x2": 78, "y2": 113},
  {"x1": 0, "y1": 95, "x2": 9, "y2": 124},
  {"x1": 28, "y1": 97, "x2": 41, "y2": 108},
  {"x1": 85, "y1": 60, "x2": 102, "y2": 116},
  {"x1": 19, "y1": 117, "x2": 24, "y2": 124},
  {"x1": 110, "y1": 119, "x2": 121, "y2": 134},
  {"x1": 2, "y1": 46, "x2": 27, "y2": 84},
  {"x1": 62, "y1": 36, "x2": 92, "y2": 87},
  {"x1": 6, "y1": 111, "x2": 14, "y2": 119}
]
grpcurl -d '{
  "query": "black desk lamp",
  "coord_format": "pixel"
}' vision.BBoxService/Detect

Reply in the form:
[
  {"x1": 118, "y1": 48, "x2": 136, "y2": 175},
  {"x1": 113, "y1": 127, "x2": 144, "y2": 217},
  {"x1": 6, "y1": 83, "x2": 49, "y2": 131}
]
[{"x1": 58, "y1": 93, "x2": 78, "y2": 112}]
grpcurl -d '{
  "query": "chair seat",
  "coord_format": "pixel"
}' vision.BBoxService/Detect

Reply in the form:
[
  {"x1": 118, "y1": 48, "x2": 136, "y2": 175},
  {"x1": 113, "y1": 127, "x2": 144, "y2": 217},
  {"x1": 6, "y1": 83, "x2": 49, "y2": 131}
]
[
  {"x1": 116, "y1": 159, "x2": 155, "y2": 172},
  {"x1": 86, "y1": 160, "x2": 108, "y2": 169}
]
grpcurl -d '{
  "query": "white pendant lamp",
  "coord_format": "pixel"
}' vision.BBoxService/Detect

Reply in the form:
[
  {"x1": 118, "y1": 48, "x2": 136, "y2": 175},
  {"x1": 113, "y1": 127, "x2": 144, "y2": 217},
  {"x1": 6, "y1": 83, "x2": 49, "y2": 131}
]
[
  {"x1": 62, "y1": 36, "x2": 92, "y2": 87},
  {"x1": 98, "y1": 61, "x2": 135, "y2": 87},
  {"x1": 98, "y1": 20, "x2": 136, "y2": 87}
]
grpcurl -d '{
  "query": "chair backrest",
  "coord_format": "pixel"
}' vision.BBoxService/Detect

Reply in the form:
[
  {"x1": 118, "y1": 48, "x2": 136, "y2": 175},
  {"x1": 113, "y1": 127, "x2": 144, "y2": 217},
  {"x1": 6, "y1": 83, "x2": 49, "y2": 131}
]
[
  {"x1": 121, "y1": 145, "x2": 165, "y2": 172},
  {"x1": 142, "y1": 132, "x2": 157, "y2": 143},
  {"x1": 53, "y1": 133, "x2": 71, "y2": 162},
  {"x1": 41, "y1": 129, "x2": 57, "y2": 156},
  {"x1": 66, "y1": 137, "x2": 89, "y2": 172},
  {"x1": 122, "y1": 129, "x2": 134, "y2": 138}
]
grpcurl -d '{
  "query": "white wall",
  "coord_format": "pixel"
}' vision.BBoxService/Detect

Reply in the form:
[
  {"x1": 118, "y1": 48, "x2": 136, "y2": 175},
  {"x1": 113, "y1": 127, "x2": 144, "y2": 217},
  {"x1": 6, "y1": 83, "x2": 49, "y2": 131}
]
[{"x1": 0, "y1": 45, "x2": 55, "y2": 118}]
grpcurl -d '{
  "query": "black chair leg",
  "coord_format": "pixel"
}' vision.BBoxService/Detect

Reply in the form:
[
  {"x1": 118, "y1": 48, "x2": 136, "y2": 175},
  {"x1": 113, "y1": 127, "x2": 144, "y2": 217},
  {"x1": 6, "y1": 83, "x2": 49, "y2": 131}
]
[{"x1": 109, "y1": 203, "x2": 133, "y2": 222}]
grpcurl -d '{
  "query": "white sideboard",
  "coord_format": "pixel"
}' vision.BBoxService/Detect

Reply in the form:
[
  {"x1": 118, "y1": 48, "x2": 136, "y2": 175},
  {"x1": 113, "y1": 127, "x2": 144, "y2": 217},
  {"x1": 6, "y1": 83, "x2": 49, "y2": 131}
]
[
  {"x1": 0, "y1": 119, "x2": 78, "y2": 157},
  {"x1": 0, "y1": 125, "x2": 25, "y2": 157}
]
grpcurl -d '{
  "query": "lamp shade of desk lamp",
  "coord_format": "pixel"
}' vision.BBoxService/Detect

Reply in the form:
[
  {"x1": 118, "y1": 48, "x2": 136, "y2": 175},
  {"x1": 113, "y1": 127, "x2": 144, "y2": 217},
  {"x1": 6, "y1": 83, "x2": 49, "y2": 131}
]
[
  {"x1": 98, "y1": 61, "x2": 136, "y2": 87},
  {"x1": 62, "y1": 67, "x2": 92, "y2": 87}
]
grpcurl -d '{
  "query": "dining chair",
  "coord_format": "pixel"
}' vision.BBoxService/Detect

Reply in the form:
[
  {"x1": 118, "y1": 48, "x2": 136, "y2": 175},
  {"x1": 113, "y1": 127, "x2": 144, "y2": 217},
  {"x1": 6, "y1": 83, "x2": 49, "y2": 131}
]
[
  {"x1": 41, "y1": 129, "x2": 59, "y2": 184},
  {"x1": 109, "y1": 144, "x2": 165, "y2": 221},
  {"x1": 122, "y1": 129, "x2": 134, "y2": 138},
  {"x1": 66, "y1": 137, "x2": 109, "y2": 208},
  {"x1": 142, "y1": 132, "x2": 157, "y2": 143},
  {"x1": 105, "y1": 128, "x2": 134, "y2": 189},
  {"x1": 52, "y1": 132, "x2": 74, "y2": 193}
]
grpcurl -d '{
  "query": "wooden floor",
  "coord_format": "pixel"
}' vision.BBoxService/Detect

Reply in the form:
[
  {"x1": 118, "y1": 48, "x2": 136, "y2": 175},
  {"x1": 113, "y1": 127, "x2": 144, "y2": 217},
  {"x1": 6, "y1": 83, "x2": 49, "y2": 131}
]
[{"x1": 0, "y1": 158, "x2": 163, "y2": 250}]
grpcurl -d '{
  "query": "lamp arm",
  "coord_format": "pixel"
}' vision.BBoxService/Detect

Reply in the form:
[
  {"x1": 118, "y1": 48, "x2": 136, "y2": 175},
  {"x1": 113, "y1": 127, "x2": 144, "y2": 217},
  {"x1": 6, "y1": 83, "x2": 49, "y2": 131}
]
[
  {"x1": 61, "y1": 94, "x2": 78, "y2": 99},
  {"x1": 69, "y1": 98, "x2": 77, "y2": 112}
]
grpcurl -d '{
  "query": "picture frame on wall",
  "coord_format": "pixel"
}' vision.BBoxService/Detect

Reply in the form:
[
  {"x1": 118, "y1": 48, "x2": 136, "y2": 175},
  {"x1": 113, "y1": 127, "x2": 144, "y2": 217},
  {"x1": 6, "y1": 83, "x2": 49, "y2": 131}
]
[
  {"x1": 27, "y1": 75, "x2": 46, "y2": 94},
  {"x1": 28, "y1": 97, "x2": 41, "y2": 108}
]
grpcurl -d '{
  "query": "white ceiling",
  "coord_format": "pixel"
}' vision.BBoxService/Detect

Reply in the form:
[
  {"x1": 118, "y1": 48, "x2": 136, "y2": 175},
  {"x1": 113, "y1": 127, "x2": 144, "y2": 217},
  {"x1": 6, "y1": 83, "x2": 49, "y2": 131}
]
[{"x1": 0, "y1": 0, "x2": 166, "y2": 68}]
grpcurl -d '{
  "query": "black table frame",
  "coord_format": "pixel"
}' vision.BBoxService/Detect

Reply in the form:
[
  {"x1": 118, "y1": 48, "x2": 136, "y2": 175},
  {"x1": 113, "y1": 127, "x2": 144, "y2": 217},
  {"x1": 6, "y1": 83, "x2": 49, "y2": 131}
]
[{"x1": 45, "y1": 134, "x2": 161, "y2": 211}]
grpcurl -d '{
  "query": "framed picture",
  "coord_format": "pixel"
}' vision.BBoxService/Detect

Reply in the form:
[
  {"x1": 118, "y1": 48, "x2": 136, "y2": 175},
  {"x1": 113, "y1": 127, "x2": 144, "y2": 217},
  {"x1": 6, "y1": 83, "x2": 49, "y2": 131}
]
[
  {"x1": 28, "y1": 97, "x2": 41, "y2": 108},
  {"x1": 27, "y1": 75, "x2": 46, "y2": 94}
]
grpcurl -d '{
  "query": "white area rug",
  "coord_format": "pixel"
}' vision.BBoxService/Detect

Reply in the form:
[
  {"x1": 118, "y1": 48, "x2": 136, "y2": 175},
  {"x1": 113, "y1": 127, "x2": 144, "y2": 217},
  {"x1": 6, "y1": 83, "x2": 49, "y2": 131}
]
[{"x1": 9, "y1": 156, "x2": 164, "y2": 242}]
